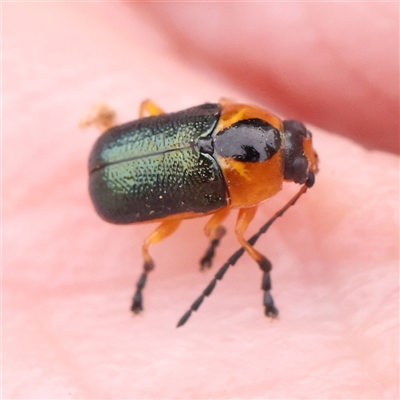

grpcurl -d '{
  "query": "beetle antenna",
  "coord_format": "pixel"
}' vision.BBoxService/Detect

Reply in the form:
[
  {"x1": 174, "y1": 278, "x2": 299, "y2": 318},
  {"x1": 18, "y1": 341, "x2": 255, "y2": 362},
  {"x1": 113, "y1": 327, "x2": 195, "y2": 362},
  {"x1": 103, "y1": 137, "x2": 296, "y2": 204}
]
[{"x1": 176, "y1": 183, "x2": 310, "y2": 328}]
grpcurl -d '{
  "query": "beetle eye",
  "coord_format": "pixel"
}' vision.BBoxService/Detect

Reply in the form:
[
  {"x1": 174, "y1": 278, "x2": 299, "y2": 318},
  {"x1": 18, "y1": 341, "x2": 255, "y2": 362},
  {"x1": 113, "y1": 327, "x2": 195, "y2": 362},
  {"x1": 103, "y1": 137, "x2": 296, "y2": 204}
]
[
  {"x1": 292, "y1": 156, "x2": 309, "y2": 184},
  {"x1": 283, "y1": 120, "x2": 307, "y2": 137},
  {"x1": 306, "y1": 171, "x2": 315, "y2": 188}
]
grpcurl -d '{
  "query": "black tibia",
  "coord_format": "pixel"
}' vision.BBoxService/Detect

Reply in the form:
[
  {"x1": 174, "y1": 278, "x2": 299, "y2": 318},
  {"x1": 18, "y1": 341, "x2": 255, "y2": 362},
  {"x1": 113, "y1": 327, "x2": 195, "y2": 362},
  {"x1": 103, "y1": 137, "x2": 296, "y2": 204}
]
[
  {"x1": 131, "y1": 260, "x2": 154, "y2": 313},
  {"x1": 260, "y1": 258, "x2": 279, "y2": 317},
  {"x1": 200, "y1": 226, "x2": 226, "y2": 270}
]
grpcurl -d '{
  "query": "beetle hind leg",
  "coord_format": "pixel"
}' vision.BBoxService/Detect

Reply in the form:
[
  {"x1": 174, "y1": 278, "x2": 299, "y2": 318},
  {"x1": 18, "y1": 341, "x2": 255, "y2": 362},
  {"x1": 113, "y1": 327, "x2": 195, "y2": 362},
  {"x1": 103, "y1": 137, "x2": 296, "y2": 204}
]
[
  {"x1": 79, "y1": 103, "x2": 116, "y2": 132},
  {"x1": 235, "y1": 207, "x2": 279, "y2": 318},
  {"x1": 261, "y1": 269, "x2": 279, "y2": 317},
  {"x1": 200, "y1": 208, "x2": 230, "y2": 270},
  {"x1": 131, "y1": 219, "x2": 181, "y2": 313}
]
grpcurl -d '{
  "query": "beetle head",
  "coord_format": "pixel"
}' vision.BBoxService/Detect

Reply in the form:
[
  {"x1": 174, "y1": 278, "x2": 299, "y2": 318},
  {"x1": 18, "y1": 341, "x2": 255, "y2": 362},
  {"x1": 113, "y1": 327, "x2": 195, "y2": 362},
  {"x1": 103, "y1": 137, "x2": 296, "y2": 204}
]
[{"x1": 282, "y1": 120, "x2": 319, "y2": 188}]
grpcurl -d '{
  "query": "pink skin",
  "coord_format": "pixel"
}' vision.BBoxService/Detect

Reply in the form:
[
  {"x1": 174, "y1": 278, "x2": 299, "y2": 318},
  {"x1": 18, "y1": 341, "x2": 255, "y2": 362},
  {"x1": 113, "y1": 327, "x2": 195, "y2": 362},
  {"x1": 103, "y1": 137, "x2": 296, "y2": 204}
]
[{"x1": 3, "y1": 3, "x2": 398, "y2": 399}]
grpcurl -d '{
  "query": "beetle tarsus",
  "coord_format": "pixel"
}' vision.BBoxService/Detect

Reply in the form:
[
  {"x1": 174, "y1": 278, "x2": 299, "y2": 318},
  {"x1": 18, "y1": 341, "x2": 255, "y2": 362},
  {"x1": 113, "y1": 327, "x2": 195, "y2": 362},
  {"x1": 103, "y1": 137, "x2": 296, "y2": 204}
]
[
  {"x1": 131, "y1": 289, "x2": 143, "y2": 314},
  {"x1": 131, "y1": 271, "x2": 149, "y2": 314},
  {"x1": 200, "y1": 226, "x2": 226, "y2": 270},
  {"x1": 263, "y1": 291, "x2": 279, "y2": 318},
  {"x1": 261, "y1": 271, "x2": 278, "y2": 318},
  {"x1": 259, "y1": 257, "x2": 274, "y2": 316},
  {"x1": 200, "y1": 239, "x2": 219, "y2": 270}
]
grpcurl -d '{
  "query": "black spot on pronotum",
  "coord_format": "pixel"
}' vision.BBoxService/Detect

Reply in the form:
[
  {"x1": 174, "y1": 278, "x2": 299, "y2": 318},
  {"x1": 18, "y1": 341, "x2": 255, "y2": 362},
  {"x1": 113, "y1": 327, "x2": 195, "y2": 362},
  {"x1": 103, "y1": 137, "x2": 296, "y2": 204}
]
[{"x1": 215, "y1": 119, "x2": 281, "y2": 162}]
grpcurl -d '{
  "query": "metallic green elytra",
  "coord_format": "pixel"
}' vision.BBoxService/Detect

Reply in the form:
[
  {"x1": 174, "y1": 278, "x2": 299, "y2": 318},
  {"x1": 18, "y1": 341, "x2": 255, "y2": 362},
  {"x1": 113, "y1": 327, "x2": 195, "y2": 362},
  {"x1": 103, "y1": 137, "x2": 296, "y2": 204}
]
[{"x1": 88, "y1": 103, "x2": 228, "y2": 224}]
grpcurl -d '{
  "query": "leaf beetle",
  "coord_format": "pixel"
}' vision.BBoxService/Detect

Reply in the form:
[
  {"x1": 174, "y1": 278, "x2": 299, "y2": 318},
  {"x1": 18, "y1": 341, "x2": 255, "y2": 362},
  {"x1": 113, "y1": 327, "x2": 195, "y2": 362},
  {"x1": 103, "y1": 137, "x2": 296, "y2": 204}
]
[{"x1": 83, "y1": 99, "x2": 319, "y2": 327}]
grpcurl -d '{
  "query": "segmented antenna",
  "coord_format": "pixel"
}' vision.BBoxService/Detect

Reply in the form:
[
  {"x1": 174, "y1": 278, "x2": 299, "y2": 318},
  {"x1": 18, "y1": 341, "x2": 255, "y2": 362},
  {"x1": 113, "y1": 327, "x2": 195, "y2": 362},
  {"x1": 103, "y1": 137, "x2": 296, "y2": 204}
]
[{"x1": 176, "y1": 183, "x2": 310, "y2": 328}]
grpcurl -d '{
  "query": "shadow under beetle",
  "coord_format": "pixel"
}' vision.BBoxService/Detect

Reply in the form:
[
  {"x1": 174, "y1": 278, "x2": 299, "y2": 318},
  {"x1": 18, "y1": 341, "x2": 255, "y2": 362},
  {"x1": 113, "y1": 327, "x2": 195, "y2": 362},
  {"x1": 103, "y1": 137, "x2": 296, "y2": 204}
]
[{"x1": 83, "y1": 99, "x2": 319, "y2": 327}]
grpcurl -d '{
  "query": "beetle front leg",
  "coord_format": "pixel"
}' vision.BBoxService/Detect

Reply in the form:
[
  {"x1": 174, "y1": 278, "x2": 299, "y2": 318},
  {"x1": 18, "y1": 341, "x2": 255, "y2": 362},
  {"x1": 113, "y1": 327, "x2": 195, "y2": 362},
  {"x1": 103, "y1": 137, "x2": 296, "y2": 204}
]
[
  {"x1": 235, "y1": 207, "x2": 279, "y2": 318},
  {"x1": 200, "y1": 208, "x2": 230, "y2": 270},
  {"x1": 131, "y1": 219, "x2": 181, "y2": 313}
]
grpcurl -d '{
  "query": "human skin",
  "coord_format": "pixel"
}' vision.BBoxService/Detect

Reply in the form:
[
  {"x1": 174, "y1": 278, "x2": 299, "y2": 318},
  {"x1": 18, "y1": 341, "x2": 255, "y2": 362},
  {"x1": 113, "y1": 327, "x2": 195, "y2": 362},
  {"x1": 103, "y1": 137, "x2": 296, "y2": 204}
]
[{"x1": 3, "y1": 3, "x2": 399, "y2": 399}]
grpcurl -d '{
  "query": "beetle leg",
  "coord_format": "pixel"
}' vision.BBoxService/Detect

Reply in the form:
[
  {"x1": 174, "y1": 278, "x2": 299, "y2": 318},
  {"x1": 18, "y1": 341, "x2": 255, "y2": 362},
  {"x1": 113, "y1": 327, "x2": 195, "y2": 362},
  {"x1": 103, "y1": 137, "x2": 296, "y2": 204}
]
[
  {"x1": 131, "y1": 219, "x2": 181, "y2": 313},
  {"x1": 235, "y1": 207, "x2": 279, "y2": 319},
  {"x1": 79, "y1": 103, "x2": 116, "y2": 132},
  {"x1": 139, "y1": 99, "x2": 165, "y2": 118},
  {"x1": 200, "y1": 208, "x2": 230, "y2": 270}
]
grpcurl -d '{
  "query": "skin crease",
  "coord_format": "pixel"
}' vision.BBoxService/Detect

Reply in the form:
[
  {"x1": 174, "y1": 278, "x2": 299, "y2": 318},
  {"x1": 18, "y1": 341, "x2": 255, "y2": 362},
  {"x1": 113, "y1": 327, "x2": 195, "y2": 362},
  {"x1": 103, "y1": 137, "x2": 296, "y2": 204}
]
[{"x1": 2, "y1": 3, "x2": 399, "y2": 399}]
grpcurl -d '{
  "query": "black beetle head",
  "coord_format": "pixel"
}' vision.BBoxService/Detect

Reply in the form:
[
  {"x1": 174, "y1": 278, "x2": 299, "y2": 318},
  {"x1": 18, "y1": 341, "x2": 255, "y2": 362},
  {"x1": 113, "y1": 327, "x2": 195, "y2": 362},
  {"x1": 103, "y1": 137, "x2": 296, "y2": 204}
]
[{"x1": 282, "y1": 120, "x2": 318, "y2": 187}]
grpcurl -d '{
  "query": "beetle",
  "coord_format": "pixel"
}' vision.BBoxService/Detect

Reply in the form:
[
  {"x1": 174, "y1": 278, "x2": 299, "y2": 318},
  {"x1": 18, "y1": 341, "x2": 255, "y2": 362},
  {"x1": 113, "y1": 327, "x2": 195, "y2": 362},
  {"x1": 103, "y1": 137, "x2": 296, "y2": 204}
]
[{"x1": 83, "y1": 99, "x2": 319, "y2": 326}]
